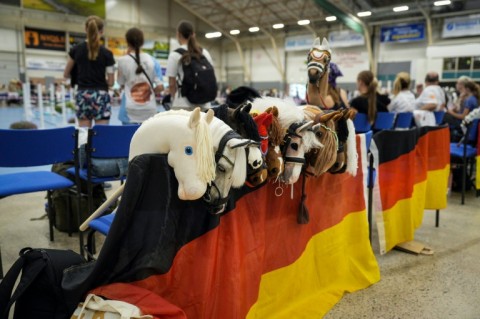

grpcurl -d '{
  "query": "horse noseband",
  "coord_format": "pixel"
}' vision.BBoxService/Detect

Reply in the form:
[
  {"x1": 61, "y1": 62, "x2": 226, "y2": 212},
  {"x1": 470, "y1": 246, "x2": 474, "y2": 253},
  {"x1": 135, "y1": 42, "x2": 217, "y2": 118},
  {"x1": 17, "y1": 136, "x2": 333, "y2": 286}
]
[{"x1": 281, "y1": 122, "x2": 307, "y2": 165}]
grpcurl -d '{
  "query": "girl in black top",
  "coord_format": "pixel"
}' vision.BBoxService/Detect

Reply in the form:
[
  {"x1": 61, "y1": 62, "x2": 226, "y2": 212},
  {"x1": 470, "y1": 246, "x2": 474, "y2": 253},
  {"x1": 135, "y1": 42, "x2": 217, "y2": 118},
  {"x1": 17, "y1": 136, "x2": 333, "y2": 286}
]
[
  {"x1": 64, "y1": 15, "x2": 115, "y2": 128},
  {"x1": 350, "y1": 70, "x2": 390, "y2": 124}
]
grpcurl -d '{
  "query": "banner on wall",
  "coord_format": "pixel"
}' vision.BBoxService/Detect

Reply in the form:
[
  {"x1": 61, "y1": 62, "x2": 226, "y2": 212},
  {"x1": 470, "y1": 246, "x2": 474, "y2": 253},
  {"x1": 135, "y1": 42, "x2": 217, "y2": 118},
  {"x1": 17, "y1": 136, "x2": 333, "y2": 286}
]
[
  {"x1": 26, "y1": 57, "x2": 66, "y2": 71},
  {"x1": 107, "y1": 36, "x2": 127, "y2": 57},
  {"x1": 25, "y1": 27, "x2": 66, "y2": 51},
  {"x1": 380, "y1": 23, "x2": 425, "y2": 43},
  {"x1": 285, "y1": 34, "x2": 315, "y2": 52},
  {"x1": 68, "y1": 32, "x2": 86, "y2": 49},
  {"x1": 328, "y1": 30, "x2": 365, "y2": 48},
  {"x1": 442, "y1": 15, "x2": 480, "y2": 38},
  {"x1": 143, "y1": 40, "x2": 170, "y2": 59},
  {"x1": 23, "y1": 0, "x2": 105, "y2": 19}
]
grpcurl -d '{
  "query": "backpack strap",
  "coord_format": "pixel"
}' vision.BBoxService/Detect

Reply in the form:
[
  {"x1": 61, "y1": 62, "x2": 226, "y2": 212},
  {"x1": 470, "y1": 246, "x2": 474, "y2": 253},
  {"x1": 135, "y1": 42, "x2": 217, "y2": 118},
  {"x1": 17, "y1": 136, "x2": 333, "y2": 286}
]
[
  {"x1": 0, "y1": 248, "x2": 47, "y2": 319},
  {"x1": 128, "y1": 54, "x2": 155, "y2": 91},
  {"x1": 174, "y1": 48, "x2": 188, "y2": 92}
]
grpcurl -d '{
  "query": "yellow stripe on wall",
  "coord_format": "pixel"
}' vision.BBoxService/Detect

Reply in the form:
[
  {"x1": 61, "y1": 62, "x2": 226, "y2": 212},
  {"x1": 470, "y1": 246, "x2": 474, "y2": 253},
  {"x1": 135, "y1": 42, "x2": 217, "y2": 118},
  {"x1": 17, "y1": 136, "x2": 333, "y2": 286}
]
[{"x1": 247, "y1": 211, "x2": 380, "y2": 319}]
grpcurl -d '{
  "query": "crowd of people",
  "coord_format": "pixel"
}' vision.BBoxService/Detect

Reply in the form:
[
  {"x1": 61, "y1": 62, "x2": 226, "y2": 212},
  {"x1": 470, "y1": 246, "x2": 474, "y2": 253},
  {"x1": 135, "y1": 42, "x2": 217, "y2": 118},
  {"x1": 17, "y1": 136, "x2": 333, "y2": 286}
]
[{"x1": 59, "y1": 14, "x2": 479, "y2": 142}]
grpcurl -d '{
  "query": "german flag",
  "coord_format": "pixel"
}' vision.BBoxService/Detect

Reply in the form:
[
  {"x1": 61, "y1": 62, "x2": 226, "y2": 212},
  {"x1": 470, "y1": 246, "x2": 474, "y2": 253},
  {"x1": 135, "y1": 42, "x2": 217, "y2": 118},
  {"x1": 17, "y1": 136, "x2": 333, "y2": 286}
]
[
  {"x1": 63, "y1": 135, "x2": 379, "y2": 318},
  {"x1": 371, "y1": 126, "x2": 450, "y2": 254}
]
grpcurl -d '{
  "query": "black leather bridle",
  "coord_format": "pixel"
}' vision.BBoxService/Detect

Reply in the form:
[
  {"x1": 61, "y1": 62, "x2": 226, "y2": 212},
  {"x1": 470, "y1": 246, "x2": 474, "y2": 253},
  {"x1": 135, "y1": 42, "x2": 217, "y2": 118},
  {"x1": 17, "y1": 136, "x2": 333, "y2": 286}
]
[{"x1": 281, "y1": 122, "x2": 308, "y2": 165}]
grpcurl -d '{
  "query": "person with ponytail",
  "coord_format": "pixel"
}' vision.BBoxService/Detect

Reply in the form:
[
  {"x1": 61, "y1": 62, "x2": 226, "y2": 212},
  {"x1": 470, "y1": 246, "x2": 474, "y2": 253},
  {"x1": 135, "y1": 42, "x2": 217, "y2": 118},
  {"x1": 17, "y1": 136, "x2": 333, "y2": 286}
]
[
  {"x1": 387, "y1": 72, "x2": 415, "y2": 113},
  {"x1": 117, "y1": 27, "x2": 164, "y2": 124},
  {"x1": 64, "y1": 15, "x2": 115, "y2": 128},
  {"x1": 166, "y1": 20, "x2": 215, "y2": 110},
  {"x1": 350, "y1": 70, "x2": 390, "y2": 124}
]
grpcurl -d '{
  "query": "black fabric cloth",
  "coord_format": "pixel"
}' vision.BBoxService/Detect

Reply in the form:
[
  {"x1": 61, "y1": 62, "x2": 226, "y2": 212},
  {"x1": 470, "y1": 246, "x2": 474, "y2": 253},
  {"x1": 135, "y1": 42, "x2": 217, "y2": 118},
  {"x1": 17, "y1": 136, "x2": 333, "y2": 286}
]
[
  {"x1": 62, "y1": 154, "x2": 258, "y2": 313},
  {"x1": 350, "y1": 92, "x2": 390, "y2": 114},
  {"x1": 69, "y1": 42, "x2": 115, "y2": 91},
  {"x1": 226, "y1": 86, "x2": 261, "y2": 108}
]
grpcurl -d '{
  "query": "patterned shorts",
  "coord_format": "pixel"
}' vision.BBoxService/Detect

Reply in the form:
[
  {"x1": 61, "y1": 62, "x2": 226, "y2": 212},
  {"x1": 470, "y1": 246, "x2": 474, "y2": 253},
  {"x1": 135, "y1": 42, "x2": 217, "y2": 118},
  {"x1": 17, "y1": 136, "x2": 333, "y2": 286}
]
[{"x1": 76, "y1": 89, "x2": 112, "y2": 121}]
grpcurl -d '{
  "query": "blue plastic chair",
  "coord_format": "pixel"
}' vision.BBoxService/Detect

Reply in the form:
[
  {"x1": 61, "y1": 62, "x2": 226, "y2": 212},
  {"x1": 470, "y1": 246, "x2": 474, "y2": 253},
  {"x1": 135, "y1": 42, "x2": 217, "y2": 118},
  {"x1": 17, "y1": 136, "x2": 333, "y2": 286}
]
[
  {"x1": 450, "y1": 119, "x2": 479, "y2": 204},
  {"x1": 373, "y1": 112, "x2": 395, "y2": 131},
  {"x1": 395, "y1": 112, "x2": 413, "y2": 129},
  {"x1": 0, "y1": 127, "x2": 76, "y2": 239},
  {"x1": 69, "y1": 124, "x2": 139, "y2": 255},
  {"x1": 353, "y1": 113, "x2": 372, "y2": 133},
  {"x1": 434, "y1": 111, "x2": 445, "y2": 125},
  {"x1": 85, "y1": 212, "x2": 116, "y2": 260},
  {"x1": 0, "y1": 127, "x2": 76, "y2": 277}
]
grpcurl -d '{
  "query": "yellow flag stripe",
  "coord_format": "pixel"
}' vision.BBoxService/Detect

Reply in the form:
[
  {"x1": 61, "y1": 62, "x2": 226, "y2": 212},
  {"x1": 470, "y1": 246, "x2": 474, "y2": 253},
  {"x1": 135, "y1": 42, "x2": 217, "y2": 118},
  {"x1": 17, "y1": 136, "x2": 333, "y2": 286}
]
[
  {"x1": 378, "y1": 166, "x2": 449, "y2": 253},
  {"x1": 247, "y1": 211, "x2": 380, "y2": 319}
]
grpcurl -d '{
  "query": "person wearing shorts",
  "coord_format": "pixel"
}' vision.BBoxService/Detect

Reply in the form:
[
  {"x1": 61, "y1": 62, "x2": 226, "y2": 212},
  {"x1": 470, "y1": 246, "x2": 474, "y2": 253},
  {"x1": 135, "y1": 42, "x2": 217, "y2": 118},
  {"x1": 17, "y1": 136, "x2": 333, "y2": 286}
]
[{"x1": 64, "y1": 15, "x2": 115, "y2": 128}]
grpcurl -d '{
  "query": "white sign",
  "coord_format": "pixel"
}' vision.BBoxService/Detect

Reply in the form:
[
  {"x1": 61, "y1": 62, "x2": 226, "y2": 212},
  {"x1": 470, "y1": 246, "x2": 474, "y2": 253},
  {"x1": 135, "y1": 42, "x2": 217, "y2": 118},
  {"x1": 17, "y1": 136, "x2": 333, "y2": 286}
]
[
  {"x1": 328, "y1": 30, "x2": 365, "y2": 48},
  {"x1": 442, "y1": 15, "x2": 480, "y2": 38},
  {"x1": 26, "y1": 57, "x2": 66, "y2": 71},
  {"x1": 285, "y1": 34, "x2": 315, "y2": 52}
]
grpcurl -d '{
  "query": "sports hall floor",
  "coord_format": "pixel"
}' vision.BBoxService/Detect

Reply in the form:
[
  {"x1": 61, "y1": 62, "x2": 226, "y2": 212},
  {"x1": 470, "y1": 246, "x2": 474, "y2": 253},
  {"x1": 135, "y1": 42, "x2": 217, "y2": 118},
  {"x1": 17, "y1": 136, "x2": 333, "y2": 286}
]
[{"x1": 1, "y1": 105, "x2": 479, "y2": 318}]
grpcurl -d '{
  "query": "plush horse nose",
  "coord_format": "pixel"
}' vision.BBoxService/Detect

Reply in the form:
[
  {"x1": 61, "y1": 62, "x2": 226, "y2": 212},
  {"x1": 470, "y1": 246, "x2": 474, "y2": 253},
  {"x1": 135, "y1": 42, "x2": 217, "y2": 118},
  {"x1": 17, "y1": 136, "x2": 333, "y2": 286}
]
[{"x1": 270, "y1": 167, "x2": 278, "y2": 174}]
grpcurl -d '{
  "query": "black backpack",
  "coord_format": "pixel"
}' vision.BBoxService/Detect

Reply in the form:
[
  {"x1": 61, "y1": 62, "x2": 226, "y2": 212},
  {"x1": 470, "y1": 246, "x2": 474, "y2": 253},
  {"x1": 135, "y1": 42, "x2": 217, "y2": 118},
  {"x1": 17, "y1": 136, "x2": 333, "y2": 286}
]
[
  {"x1": 0, "y1": 248, "x2": 86, "y2": 319},
  {"x1": 175, "y1": 48, "x2": 218, "y2": 104}
]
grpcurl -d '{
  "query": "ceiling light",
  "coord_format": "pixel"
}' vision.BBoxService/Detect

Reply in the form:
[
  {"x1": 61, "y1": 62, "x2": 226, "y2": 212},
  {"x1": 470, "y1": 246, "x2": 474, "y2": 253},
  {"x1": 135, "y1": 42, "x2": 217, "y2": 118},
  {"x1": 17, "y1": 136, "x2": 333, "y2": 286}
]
[
  {"x1": 326, "y1": 16, "x2": 337, "y2": 22},
  {"x1": 205, "y1": 32, "x2": 221, "y2": 39},
  {"x1": 273, "y1": 23, "x2": 284, "y2": 29},
  {"x1": 357, "y1": 11, "x2": 372, "y2": 17},
  {"x1": 393, "y1": 6, "x2": 409, "y2": 12},
  {"x1": 297, "y1": 19, "x2": 310, "y2": 25},
  {"x1": 230, "y1": 29, "x2": 240, "y2": 35},
  {"x1": 249, "y1": 26, "x2": 259, "y2": 32},
  {"x1": 434, "y1": 0, "x2": 451, "y2": 6}
]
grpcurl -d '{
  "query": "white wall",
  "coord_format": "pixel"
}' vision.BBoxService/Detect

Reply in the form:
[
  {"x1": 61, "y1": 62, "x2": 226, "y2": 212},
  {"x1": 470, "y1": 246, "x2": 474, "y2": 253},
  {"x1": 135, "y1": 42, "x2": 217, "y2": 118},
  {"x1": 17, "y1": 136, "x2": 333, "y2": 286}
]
[{"x1": 0, "y1": 28, "x2": 18, "y2": 52}]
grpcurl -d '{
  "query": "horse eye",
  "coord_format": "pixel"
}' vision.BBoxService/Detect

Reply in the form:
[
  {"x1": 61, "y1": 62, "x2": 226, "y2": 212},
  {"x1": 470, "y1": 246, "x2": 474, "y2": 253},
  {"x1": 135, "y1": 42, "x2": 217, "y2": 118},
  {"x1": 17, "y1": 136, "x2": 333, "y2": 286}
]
[
  {"x1": 290, "y1": 143, "x2": 298, "y2": 151},
  {"x1": 218, "y1": 165, "x2": 226, "y2": 173},
  {"x1": 184, "y1": 146, "x2": 193, "y2": 156},
  {"x1": 316, "y1": 131, "x2": 323, "y2": 138}
]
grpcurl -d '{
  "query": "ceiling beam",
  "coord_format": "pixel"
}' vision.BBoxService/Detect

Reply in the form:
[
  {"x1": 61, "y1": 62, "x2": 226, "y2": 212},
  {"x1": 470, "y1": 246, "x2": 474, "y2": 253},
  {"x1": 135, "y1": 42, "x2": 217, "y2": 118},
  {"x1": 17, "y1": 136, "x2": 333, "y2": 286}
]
[{"x1": 313, "y1": 0, "x2": 364, "y2": 34}]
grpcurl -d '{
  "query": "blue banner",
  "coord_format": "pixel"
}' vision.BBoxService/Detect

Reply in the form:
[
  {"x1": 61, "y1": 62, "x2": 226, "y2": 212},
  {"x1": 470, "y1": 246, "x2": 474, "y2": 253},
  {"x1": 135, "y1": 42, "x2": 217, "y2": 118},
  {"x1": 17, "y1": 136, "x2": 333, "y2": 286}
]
[{"x1": 380, "y1": 23, "x2": 425, "y2": 43}]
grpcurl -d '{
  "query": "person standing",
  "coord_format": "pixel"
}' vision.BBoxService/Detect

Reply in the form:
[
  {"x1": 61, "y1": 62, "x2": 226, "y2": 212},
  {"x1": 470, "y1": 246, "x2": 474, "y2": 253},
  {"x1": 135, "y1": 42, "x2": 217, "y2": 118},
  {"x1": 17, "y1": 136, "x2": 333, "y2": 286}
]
[
  {"x1": 388, "y1": 72, "x2": 415, "y2": 113},
  {"x1": 414, "y1": 71, "x2": 446, "y2": 111},
  {"x1": 350, "y1": 70, "x2": 390, "y2": 124},
  {"x1": 117, "y1": 27, "x2": 164, "y2": 124},
  {"x1": 64, "y1": 16, "x2": 115, "y2": 128},
  {"x1": 166, "y1": 20, "x2": 215, "y2": 111}
]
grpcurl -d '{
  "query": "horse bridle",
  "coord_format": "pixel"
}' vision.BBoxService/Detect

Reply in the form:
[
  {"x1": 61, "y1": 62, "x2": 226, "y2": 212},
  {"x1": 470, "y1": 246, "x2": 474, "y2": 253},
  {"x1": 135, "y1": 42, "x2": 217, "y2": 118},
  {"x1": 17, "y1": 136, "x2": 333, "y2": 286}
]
[
  {"x1": 281, "y1": 122, "x2": 308, "y2": 166},
  {"x1": 204, "y1": 130, "x2": 260, "y2": 212},
  {"x1": 307, "y1": 48, "x2": 331, "y2": 77}
]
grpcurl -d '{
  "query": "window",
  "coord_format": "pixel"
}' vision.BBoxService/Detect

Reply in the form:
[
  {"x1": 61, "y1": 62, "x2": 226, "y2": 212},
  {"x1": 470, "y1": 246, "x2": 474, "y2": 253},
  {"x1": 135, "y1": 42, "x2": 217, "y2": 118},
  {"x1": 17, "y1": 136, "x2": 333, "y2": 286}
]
[
  {"x1": 473, "y1": 56, "x2": 480, "y2": 70},
  {"x1": 443, "y1": 58, "x2": 456, "y2": 71},
  {"x1": 458, "y1": 57, "x2": 472, "y2": 70}
]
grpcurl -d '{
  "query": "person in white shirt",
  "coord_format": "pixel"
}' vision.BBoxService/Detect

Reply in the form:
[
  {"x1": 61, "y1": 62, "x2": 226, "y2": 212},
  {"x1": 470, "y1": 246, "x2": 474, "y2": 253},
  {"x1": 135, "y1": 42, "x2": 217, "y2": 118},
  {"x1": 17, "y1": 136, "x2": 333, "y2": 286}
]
[
  {"x1": 414, "y1": 72, "x2": 446, "y2": 111},
  {"x1": 117, "y1": 27, "x2": 163, "y2": 124},
  {"x1": 166, "y1": 20, "x2": 215, "y2": 111},
  {"x1": 388, "y1": 72, "x2": 415, "y2": 113}
]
